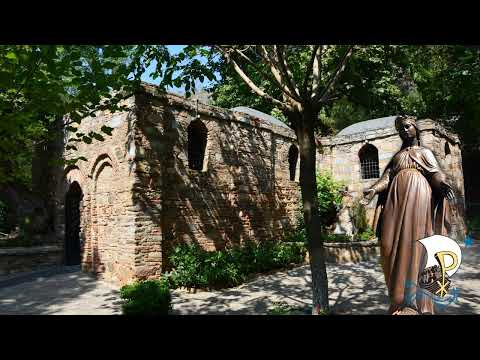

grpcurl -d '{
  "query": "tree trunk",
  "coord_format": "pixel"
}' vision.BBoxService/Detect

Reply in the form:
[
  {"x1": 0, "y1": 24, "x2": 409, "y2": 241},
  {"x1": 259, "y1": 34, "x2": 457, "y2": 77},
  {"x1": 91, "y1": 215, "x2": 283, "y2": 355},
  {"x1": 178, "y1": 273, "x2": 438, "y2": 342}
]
[{"x1": 293, "y1": 108, "x2": 329, "y2": 315}]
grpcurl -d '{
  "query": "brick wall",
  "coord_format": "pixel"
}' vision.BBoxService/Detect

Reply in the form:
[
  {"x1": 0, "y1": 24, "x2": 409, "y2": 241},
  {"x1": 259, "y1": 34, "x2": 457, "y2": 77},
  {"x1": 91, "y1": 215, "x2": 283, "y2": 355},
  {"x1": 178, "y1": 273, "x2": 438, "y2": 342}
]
[
  {"x1": 133, "y1": 88, "x2": 301, "y2": 272},
  {"x1": 55, "y1": 86, "x2": 302, "y2": 285},
  {"x1": 55, "y1": 97, "x2": 139, "y2": 284}
]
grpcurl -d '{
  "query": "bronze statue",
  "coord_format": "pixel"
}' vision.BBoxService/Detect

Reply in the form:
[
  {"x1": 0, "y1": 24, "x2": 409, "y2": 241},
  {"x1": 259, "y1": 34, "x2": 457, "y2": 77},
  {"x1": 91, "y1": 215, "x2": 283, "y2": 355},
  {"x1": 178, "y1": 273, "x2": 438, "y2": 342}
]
[{"x1": 362, "y1": 116, "x2": 456, "y2": 315}]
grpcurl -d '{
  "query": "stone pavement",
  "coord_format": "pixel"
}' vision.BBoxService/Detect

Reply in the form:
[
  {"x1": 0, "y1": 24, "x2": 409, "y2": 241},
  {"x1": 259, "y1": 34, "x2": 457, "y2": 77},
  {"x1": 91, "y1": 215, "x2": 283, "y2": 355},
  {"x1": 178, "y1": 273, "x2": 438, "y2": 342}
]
[
  {"x1": 0, "y1": 241, "x2": 478, "y2": 315},
  {"x1": 0, "y1": 266, "x2": 122, "y2": 315}
]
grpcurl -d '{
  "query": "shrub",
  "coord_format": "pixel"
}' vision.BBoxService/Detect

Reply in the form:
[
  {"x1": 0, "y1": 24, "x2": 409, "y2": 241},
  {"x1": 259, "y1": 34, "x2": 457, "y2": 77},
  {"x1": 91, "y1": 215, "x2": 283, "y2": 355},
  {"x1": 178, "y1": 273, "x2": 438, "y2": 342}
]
[
  {"x1": 351, "y1": 199, "x2": 369, "y2": 235},
  {"x1": 357, "y1": 227, "x2": 375, "y2": 241},
  {"x1": 272, "y1": 241, "x2": 306, "y2": 266},
  {"x1": 316, "y1": 171, "x2": 344, "y2": 227},
  {"x1": 168, "y1": 243, "x2": 208, "y2": 289},
  {"x1": 168, "y1": 240, "x2": 307, "y2": 290},
  {"x1": 321, "y1": 233, "x2": 352, "y2": 243},
  {"x1": 290, "y1": 171, "x2": 344, "y2": 240},
  {"x1": 120, "y1": 279, "x2": 172, "y2": 315}
]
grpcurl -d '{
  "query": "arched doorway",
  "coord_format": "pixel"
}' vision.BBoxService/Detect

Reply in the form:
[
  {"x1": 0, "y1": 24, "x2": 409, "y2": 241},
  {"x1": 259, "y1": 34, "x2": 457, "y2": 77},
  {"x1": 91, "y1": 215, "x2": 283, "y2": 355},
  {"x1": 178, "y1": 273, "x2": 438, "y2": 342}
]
[{"x1": 65, "y1": 181, "x2": 83, "y2": 265}]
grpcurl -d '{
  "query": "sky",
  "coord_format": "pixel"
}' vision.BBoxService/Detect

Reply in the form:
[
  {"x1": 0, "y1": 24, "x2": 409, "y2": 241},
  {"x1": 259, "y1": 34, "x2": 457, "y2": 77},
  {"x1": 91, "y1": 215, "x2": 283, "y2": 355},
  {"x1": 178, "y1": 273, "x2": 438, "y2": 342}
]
[{"x1": 140, "y1": 45, "x2": 217, "y2": 95}]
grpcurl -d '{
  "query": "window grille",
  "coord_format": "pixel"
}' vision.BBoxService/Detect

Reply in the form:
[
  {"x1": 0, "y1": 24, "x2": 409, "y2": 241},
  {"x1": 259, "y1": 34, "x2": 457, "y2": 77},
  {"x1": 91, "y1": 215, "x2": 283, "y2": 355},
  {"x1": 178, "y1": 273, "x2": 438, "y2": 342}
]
[{"x1": 359, "y1": 144, "x2": 380, "y2": 179}]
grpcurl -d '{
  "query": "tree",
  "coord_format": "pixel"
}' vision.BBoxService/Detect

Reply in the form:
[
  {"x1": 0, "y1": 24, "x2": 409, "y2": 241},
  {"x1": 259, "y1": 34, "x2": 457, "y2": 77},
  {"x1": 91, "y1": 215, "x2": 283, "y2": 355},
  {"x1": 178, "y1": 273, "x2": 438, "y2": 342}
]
[
  {"x1": 207, "y1": 45, "x2": 480, "y2": 145},
  {"x1": 206, "y1": 46, "x2": 426, "y2": 134},
  {"x1": 0, "y1": 45, "x2": 177, "y2": 188},
  {"x1": 174, "y1": 45, "x2": 358, "y2": 314}
]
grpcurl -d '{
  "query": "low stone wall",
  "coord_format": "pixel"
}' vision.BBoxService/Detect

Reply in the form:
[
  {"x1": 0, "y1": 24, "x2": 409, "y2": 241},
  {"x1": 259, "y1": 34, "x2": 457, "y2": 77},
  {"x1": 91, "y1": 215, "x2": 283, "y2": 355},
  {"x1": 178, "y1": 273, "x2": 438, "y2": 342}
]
[
  {"x1": 323, "y1": 240, "x2": 380, "y2": 263},
  {"x1": 0, "y1": 246, "x2": 63, "y2": 276}
]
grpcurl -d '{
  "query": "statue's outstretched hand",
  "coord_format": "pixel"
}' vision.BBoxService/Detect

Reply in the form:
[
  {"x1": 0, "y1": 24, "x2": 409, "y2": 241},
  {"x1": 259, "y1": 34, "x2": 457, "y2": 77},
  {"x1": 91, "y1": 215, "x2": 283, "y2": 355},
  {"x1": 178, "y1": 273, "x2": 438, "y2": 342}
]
[
  {"x1": 441, "y1": 182, "x2": 456, "y2": 205},
  {"x1": 361, "y1": 188, "x2": 376, "y2": 206}
]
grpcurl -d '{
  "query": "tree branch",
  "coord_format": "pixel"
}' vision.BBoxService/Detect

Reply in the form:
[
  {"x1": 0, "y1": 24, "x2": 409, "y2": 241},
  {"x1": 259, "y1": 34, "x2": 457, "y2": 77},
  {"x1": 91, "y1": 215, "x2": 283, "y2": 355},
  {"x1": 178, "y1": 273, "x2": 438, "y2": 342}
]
[
  {"x1": 232, "y1": 47, "x2": 299, "y2": 102},
  {"x1": 217, "y1": 46, "x2": 291, "y2": 112},
  {"x1": 258, "y1": 46, "x2": 303, "y2": 103},
  {"x1": 274, "y1": 46, "x2": 302, "y2": 100},
  {"x1": 303, "y1": 45, "x2": 320, "y2": 97},
  {"x1": 311, "y1": 45, "x2": 323, "y2": 96},
  {"x1": 314, "y1": 45, "x2": 354, "y2": 103}
]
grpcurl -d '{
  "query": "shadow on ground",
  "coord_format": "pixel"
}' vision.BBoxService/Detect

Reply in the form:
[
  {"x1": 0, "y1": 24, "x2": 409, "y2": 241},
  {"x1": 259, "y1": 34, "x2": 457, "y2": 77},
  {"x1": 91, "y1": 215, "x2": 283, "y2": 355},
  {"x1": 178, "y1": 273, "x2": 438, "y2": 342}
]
[
  {"x1": 171, "y1": 242, "x2": 480, "y2": 315},
  {"x1": 0, "y1": 242, "x2": 478, "y2": 315},
  {"x1": 0, "y1": 267, "x2": 122, "y2": 315},
  {"x1": 170, "y1": 259, "x2": 390, "y2": 315}
]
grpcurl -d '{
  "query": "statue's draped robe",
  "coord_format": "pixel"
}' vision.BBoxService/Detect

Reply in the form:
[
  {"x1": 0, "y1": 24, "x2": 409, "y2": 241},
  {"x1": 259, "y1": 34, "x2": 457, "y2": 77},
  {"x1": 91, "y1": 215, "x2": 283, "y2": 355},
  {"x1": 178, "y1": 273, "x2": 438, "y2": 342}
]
[{"x1": 372, "y1": 145, "x2": 451, "y2": 314}]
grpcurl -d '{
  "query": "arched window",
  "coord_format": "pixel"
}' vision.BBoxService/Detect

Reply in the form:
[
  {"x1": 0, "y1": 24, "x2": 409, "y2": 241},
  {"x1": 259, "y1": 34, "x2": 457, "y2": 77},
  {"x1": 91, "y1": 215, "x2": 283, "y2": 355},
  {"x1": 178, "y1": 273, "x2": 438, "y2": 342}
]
[
  {"x1": 359, "y1": 144, "x2": 380, "y2": 179},
  {"x1": 445, "y1": 142, "x2": 451, "y2": 157},
  {"x1": 288, "y1": 144, "x2": 299, "y2": 181},
  {"x1": 188, "y1": 120, "x2": 208, "y2": 171}
]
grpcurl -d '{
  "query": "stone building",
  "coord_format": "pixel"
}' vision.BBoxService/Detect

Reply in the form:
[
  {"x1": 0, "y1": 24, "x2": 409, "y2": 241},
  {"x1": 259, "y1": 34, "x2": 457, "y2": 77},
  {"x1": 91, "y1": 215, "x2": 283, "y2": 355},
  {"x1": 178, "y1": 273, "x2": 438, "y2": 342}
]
[
  {"x1": 55, "y1": 84, "x2": 302, "y2": 285},
  {"x1": 54, "y1": 84, "x2": 466, "y2": 285},
  {"x1": 318, "y1": 116, "x2": 466, "y2": 241}
]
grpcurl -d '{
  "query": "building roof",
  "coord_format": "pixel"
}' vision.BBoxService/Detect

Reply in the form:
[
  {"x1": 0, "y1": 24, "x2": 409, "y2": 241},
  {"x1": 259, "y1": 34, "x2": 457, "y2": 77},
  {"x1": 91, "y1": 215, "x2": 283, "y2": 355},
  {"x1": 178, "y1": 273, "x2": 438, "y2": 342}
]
[
  {"x1": 336, "y1": 116, "x2": 399, "y2": 137},
  {"x1": 231, "y1": 106, "x2": 291, "y2": 129}
]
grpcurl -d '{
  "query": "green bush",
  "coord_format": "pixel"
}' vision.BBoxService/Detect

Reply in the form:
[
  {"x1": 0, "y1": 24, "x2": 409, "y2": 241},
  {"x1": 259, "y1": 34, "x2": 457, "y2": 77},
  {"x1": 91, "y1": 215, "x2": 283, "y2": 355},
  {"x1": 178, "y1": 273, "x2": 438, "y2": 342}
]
[
  {"x1": 351, "y1": 199, "x2": 368, "y2": 235},
  {"x1": 120, "y1": 279, "x2": 172, "y2": 315},
  {"x1": 168, "y1": 241, "x2": 307, "y2": 290},
  {"x1": 316, "y1": 171, "x2": 344, "y2": 227},
  {"x1": 356, "y1": 227, "x2": 375, "y2": 241},
  {"x1": 320, "y1": 233, "x2": 353, "y2": 243}
]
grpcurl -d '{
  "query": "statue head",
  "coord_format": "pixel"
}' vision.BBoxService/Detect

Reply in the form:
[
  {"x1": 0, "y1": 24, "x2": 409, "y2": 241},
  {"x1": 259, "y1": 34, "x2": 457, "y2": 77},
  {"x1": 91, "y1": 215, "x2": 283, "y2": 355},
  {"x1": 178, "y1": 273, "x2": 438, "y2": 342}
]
[{"x1": 395, "y1": 116, "x2": 420, "y2": 145}]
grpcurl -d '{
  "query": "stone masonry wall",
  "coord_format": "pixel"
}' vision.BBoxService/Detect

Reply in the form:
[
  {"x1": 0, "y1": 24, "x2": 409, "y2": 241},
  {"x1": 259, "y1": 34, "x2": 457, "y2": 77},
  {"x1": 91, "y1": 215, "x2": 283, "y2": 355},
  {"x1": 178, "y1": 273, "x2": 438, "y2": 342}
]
[
  {"x1": 55, "y1": 97, "x2": 140, "y2": 285},
  {"x1": 134, "y1": 86, "x2": 301, "y2": 271},
  {"x1": 54, "y1": 87, "x2": 303, "y2": 285},
  {"x1": 0, "y1": 246, "x2": 63, "y2": 276}
]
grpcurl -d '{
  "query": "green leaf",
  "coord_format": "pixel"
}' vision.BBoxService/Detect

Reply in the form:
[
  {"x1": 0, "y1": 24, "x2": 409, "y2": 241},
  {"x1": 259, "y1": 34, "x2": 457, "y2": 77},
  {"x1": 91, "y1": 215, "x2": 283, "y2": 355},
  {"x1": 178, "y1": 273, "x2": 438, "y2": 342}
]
[{"x1": 5, "y1": 51, "x2": 17, "y2": 61}]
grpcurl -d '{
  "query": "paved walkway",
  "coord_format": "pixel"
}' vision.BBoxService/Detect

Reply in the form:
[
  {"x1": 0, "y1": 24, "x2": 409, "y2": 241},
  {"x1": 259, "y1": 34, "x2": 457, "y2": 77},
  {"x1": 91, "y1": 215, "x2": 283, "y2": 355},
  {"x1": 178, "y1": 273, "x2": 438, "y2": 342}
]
[
  {"x1": 0, "y1": 266, "x2": 122, "y2": 315},
  {"x1": 0, "y1": 241, "x2": 478, "y2": 315}
]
